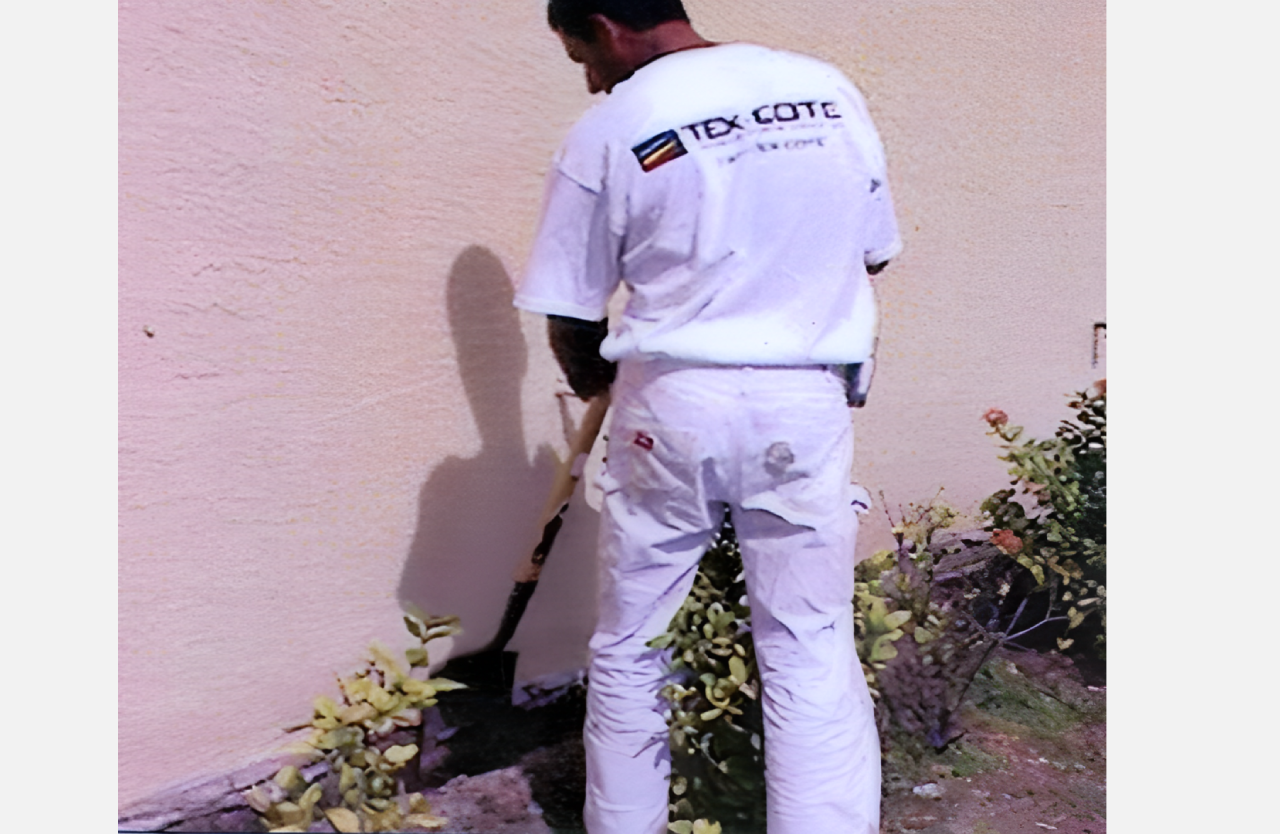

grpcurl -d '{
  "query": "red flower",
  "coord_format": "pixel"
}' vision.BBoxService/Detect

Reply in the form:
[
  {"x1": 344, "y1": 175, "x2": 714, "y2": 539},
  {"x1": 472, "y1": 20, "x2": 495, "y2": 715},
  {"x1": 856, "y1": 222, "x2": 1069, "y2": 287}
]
[
  {"x1": 983, "y1": 408, "x2": 1009, "y2": 428},
  {"x1": 991, "y1": 529, "x2": 1023, "y2": 555}
]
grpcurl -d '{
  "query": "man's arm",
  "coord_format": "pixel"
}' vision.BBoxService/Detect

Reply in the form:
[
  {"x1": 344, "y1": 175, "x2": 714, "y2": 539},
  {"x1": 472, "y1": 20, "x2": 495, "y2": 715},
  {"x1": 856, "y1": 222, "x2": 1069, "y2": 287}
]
[{"x1": 547, "y1": 314, "x2": 616, "y2": 399}]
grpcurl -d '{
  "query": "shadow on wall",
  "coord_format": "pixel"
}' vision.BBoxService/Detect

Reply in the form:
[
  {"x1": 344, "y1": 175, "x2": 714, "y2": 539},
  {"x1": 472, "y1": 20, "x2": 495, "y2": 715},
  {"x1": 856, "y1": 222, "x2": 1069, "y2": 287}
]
[{"x1": 398, "y1": 246, "x2": 600, "y2": 678}]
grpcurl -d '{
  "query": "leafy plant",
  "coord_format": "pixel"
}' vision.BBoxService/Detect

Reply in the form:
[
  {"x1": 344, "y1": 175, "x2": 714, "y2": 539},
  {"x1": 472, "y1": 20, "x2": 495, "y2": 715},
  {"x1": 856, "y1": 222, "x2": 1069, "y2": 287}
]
[
  {"x1": 649, "y1": 515, "x2": 766, "y2": 833},
  {"x1": 855, "y1": 496, "x2": 996, "y2": 749},
  {"x1": 244, "y1": 613, "x2": 466, "y2": 833},
  {"x1": 668, "y1": 820, "x2": 724, "y2": 834},
  {"x1": 981, "y1": 381, "x2": 1106, "y2": 654},
  {"x1": 648, "y1": 381, "x2": 1109, "y2": 810}
]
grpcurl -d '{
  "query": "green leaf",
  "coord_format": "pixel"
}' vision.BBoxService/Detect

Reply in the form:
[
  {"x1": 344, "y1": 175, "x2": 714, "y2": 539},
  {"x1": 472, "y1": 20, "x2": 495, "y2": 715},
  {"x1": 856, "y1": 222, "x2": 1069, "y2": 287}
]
[
  {"x1": 405, "y1": 647, "x2": 429, "y2": 667},
  {"x1": 273, "y1": 766, "x2": 303, "y2": 792},
  {"x1": 324, "y1": 807, "x2": 362, "y2": 834},
  {"x1": 728, "y1": 656, "x2": 748, "y2": 683},
  {"x1": 884, "y1": 610, "x2": 912, "y2": 630},
  {"x1": 366, "y1": 683, "x2": 396, "y2": 712},
  {"x1": 425, "y1": 677, "x2": 468, "y2": 692},
  {"x1": 315, "y1": 727, "x2": 360, "y2": 751},
  {"x1": 1014, "y1": 555, "x2": 1046, "y2": 585},
  {"x1": 339, "y1": 703, "x2": 377, "y2": 726},
  {"x1": 404, "y1": 812, "x2": 449, "y2": 830},
  {"x1": 368, "y1": 643, "x2": 406, "y2": 679},
  {"x1": 297, "y1": 784, "x2": 322, "y2": 814},
  {"x1": 403, "y1": 616, "x2": 425, "y2": 639},
  {"x1": 245, "y1": 785, "x2": 274, "y2": 814},
  {"x1": 273, "y1": 802, "x2": 306, "y2": 826},
  {"x1": 669, "y1": 823, "x2": 694, "y2": 834},
  {"x1": 313, "y1": 696, "x2": 339, "y2": 719},
  {"x1": 869, "y1": 631, "x2": 903, "y2": 662},
  {"x1": 423, "y1": 624, "x2": 457, "y2": 641},
  {"x1": 383, "y1": 744, "x2": 418, "y2": 765}
]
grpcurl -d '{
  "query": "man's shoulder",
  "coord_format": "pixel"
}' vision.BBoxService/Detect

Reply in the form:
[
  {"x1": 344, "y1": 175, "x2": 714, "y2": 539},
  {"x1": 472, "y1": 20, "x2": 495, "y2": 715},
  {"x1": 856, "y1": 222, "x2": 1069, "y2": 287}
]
[
  {"x1": 753, "y1": 45, "x2": 861, "y2": 93},
  {"x1": 552, "y1": 43, "x2": 867, "y2": 185},
  {"x1": 710, "y1": 42, "x2": 852, "y2": 81},
  {"x1": 557, "y1": 93, "x2": 635, "y2": 158},
  {"x1": 634, "y1": 42, "x2": 847, "y2": 84}
]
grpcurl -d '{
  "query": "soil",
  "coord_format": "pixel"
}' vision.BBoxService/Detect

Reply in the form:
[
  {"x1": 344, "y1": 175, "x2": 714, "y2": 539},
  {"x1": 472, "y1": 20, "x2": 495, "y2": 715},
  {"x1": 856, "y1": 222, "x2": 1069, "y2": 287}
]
[
  {"x1": 878, "y1": 648, "x2": 1106, "y2": 834},
  {"x1": 427, "y1": 645, "x2": 1105, "y2": 834},
  {"x1": 161, "y1": 647, "x2": 1103, "y2": 834}
]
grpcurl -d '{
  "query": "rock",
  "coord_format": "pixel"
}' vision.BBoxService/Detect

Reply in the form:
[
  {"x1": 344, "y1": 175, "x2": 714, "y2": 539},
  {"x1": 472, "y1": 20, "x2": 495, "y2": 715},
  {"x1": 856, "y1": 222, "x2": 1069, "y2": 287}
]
[
  {"x1": 301, "y1": 761, "x2": 331, "y2": 782},
  {"x1": 118, "y1": 751, "x2": 302, "y2": 831},
  {"x1": 425, "y1": 766, "x2": 552, "y2": 834},
  {"x1": 512, "y1": 668, "x2": 587, "y2": 709},
  {"x1": 167, "y1": 806, "x2": 263, "y2": 833},
  {"x1": 912, "y1": 783, "x2": 943, "y2": 799}
]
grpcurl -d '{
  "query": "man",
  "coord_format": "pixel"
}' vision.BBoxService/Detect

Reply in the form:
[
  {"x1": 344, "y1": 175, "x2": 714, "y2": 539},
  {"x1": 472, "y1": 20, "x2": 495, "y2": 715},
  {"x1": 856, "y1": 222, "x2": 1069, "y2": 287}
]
[{"x1": 514, "y1": 2, "x2": 902, "y2": 832}]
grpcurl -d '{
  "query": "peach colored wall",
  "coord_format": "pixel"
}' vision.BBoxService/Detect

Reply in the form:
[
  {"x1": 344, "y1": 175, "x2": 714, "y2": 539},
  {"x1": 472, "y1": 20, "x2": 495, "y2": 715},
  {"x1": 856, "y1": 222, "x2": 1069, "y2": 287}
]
[{"x1": 118, "y1": 0, "x2": 1103, "y2": 812}]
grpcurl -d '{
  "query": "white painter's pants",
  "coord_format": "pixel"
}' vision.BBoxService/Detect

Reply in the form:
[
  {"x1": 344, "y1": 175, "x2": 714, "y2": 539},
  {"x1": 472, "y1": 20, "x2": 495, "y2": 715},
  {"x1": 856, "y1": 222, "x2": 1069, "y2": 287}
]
[{"x1": 583, "y1": 361, "x2": 880, "y2": 834}]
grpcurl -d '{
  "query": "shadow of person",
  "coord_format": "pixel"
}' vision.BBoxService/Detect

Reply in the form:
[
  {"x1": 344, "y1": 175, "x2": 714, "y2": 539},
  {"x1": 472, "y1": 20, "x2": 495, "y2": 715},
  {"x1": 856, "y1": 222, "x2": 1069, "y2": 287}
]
[{"x1": 398, "y1": 246, "x2": 599, "y2": 682}]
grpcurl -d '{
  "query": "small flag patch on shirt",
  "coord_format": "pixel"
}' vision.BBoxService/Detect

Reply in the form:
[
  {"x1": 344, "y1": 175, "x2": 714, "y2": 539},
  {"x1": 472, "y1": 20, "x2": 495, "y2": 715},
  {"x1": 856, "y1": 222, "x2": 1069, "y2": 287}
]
[{"x1": 632, "y1": 129, "x2": 688, "y2": 172}]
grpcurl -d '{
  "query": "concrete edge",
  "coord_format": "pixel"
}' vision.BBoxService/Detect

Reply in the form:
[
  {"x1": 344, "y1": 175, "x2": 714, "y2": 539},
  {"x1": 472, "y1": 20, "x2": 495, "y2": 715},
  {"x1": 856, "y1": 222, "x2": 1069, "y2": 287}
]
[{"x1": 117, "y1": 747, "x2": 308, "y2": 831}]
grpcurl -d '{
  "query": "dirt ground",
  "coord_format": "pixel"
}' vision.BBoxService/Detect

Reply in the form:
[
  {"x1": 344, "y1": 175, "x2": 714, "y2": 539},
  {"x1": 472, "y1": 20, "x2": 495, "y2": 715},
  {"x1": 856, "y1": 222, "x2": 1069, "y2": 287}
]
[
  {"x1": 425, "y1": 645, "x2": 1106, "y2": 834},
  {"x1": 878, "y1": 649, "x2": 1106, "y2": 834},
  {"x1": 160, "y1": 646, "x2": 1103, "y2": 833}
]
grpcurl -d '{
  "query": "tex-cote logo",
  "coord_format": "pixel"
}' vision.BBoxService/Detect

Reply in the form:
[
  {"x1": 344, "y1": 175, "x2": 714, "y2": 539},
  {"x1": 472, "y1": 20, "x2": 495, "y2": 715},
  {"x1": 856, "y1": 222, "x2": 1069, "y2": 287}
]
[
  {"x1": 631, "y1": 129, "x2": 688, "y2": 173},
  {"x1": 632, "y1": 99, "x2": 843, "y2": 173}
]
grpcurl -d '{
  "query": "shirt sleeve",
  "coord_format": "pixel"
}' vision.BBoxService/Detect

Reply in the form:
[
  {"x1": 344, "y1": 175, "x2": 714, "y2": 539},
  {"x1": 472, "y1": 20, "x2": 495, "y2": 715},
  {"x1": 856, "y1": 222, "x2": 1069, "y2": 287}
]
[
  {"x1": 514, "y1": 162, "x2": 620, "y2": 321},
  {"x1": 863, "y1": 176, "x2": 903, "y2": 267},
  {"x1": 833, "y1": 76, "x2": 903, "y2": 267}
]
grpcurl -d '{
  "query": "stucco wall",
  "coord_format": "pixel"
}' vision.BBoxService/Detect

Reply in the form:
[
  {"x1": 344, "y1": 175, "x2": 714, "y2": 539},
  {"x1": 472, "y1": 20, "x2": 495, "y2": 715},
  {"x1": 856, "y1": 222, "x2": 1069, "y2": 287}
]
[{"x1": 118, "y1": 0, "x2": 1104, "y2": 811}]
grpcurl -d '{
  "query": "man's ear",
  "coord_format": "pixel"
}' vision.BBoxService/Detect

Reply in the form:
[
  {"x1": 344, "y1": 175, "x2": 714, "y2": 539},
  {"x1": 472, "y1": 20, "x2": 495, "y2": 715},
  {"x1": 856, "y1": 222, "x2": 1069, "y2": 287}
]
[{"x1": 587, "y1": 13, "x2": 625, "y2": 49}]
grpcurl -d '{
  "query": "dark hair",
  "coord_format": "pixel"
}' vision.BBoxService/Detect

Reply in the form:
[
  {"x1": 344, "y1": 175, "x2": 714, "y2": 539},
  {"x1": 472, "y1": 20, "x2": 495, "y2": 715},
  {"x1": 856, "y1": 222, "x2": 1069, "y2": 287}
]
[{"x1": 547, "y1": 0, "x2": 690, "y2": 42}]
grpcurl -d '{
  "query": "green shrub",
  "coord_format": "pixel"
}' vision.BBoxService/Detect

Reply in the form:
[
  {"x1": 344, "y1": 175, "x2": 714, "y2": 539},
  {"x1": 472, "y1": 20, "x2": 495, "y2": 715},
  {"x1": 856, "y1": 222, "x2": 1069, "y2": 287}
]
[
  {"x1": 981, "y1": 381, "x2": 1106, "y2": 654},
  {"x1": 245, "y1": 613, "x2": 466, "y2": 833},
  {"x1": 649, "y1": 515, "x2": 765, "y2": 833},
  {"x1": 650, "y1": 382, "x2": 1108, "y2": 821},
  {"x1": 854, "y1": 497, "x2": 997, "y2": 749}
]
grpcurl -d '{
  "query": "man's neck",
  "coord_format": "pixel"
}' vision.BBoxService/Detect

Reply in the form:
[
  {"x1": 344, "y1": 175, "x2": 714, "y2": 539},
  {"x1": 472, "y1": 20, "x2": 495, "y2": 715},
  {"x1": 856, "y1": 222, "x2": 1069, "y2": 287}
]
[{"x1": 620, "y1": 21, "x2": 714, "y2": 73}]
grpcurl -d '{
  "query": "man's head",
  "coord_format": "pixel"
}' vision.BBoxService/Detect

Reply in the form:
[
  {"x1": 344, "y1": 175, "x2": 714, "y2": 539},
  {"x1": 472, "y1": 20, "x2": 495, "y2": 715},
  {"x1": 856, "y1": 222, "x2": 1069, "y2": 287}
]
[
  {"x1": 547, "y1": 0, "x2": 690, "y2": 41},
  {"x1": 546, "y1": 0, "x2": 702, "y2": 94}
]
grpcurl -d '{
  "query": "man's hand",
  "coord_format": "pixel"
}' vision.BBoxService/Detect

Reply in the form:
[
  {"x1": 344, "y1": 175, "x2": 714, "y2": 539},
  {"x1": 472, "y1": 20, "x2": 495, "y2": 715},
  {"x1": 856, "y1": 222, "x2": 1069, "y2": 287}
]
[{"x1": 548, "y1": 314, "x2": 617, "y2": 399}]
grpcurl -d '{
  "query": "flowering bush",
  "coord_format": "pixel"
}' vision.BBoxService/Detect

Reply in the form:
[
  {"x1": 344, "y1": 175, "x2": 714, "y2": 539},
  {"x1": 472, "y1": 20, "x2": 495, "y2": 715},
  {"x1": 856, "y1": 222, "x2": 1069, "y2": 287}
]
[
  {"x1": 981, "y1": 382, "x2": 1106, "y2": 654},
  {"x1": 990, "y1": 529, "x2": 1023, "y2": 555}
]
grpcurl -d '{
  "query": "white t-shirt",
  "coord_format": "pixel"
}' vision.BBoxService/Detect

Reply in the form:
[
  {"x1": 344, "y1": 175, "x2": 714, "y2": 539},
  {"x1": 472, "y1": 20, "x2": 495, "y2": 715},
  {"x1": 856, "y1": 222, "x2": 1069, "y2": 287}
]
[{"x1": 515, "y1": 42, "x2": 902, "y2": 366}]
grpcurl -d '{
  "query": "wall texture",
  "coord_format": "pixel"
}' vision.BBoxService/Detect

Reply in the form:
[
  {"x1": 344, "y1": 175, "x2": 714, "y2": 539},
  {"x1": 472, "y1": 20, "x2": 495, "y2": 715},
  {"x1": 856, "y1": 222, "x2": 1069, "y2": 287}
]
[{"x1": 118, "y1": 0, "x2": 1104, "y2": 812}]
